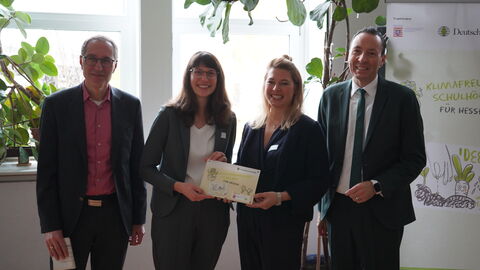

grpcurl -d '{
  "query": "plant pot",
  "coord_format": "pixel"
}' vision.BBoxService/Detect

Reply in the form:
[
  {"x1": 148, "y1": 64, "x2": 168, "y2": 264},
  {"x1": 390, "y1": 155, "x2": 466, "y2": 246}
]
[{"x1": 6, "y1": 147, "x2": 33, "y2": 157}]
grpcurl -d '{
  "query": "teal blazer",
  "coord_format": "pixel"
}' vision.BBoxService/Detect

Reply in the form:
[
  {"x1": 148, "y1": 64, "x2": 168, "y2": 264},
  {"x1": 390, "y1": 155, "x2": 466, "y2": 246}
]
[{"x1": 140, "y1": 106, "x2": 236, "y2": 217}]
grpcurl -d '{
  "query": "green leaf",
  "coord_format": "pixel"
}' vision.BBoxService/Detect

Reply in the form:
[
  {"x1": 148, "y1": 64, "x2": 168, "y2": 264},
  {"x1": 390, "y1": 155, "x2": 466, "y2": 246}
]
[
  {"x1": 15, "y1": 127, "x2": 30, "y2": 145},
  {"x1": 32, "y1": 146, "x2": 38, "y2": 161},
  {"x1": 466, "y1": 172, "x2": 474, "y2": 183},
  {"x1": 199, "y1": 5, "x2": 212, "y2": 26},
  {"x1": 241, "y1": 0, "x2": 259, "y2": 11},
  {"x1": 196, "y1": 0, "x2": 211, "y2": 4},
  {"x1": 286, "y1": 0, "x2": 306, "y2": 26},
  {"x1": 452, "y1": 155, "x2": 462, "y2": 179},
  {"x1": 463, "y1": 164, "x2": 473, "y2": 176},
  {"x1": 17, "y1": 47, "x2": 27, "y2": 62},
  {"x1": 44, "y1": 55, "x2": 55, "y2": 63},
  {"x1": 306, "y1": 57, "x2": 323, "y2": 78},
  {"x1": 25, "y1": 66, "x2": 40, "y2": 82},
  {"x1": 13, "y1": 18, "x2": 27, "y2": 38},
  {"x1": 184, "y1": 0, "x2": 195, "y2": 8},
  {"x1": 336, "y1": 47, "x2": 346, "y2": 53},
  {"x1": 18, "y1": 146, "x2": 30, "y2": 162},
  {"x1": 39, "y1": 61, "x2": 58, "y2": 76},
  {"x1": 0, "y1": 78, "x2": 6, "y2": 91},
  {"x1": 32, "y1": 53, "x2": 45, "y2": 64},
  {"x1": 206, "y1": 1, "x2": 226, "y2": 37},
  {"x1": 21, "y1": 42, "x2": 35, "y2": 57},
  {"x1": 14, "y1": 11, "x2": 31, "y2": 24},
  {"x1": 309, "y1": 1, "x2": 330, "y2": 30},
  {"x1": 0, "y1": 0, "x2": 14, "y2": 7},
  {"x1": 352, "y1": 0, "x2": 379, "y2": 13},
  {"x1": 332, "y1": 6, "x2": 347, "y2": 21},
  {"x1": 35, "y1": 37, "x2": 50, "y2": 55},
  {"x1": 222, "y1": 2, "x2": 232, "y2": 44},
  {"x1": 375, "y1": 15, "x2": 386, "y2": 26},
  {"x1": 0, "y1": 17, "x2": 8, "y2": 28},
  {"x1": 10, "y1": 55, "x2": 22, "y2": 65}
]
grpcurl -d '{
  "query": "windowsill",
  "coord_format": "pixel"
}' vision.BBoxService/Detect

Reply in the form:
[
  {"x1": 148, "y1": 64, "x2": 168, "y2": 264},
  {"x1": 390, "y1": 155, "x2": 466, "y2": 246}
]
[{"x1": 0, "y1": 157, "x2": 37, "y2": 182}]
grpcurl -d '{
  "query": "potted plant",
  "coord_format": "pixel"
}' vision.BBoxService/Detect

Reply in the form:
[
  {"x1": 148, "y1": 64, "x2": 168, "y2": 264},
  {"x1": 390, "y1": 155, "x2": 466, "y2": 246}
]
[{"x1": 0, "y1": 0, "x2": 59, "y2": 165}]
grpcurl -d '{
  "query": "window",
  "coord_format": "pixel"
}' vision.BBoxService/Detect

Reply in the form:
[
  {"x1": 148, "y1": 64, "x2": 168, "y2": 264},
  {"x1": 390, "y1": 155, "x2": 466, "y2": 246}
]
[
  {"x1": 3, "y1": 0, "x2": 139, "y2": 95},
  {"x1": 173, "y1": 0, "x2": 324, "y2": 156}
]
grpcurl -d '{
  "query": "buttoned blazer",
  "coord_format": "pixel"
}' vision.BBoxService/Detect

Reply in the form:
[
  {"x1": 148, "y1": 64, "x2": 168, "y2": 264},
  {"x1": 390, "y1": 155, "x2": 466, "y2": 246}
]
[
  {"x1": 36, "y1": 84, "x2": 147, "y2": 236},
  {"x1": 140, "y1": 106, "x2": 237, "y2": 217},
  {"x1": 318, "y1": 77, "x2": 426, "y2": 228},
  {"x1": 236, "y1": 115, "x2": 330, "y2": 222}
]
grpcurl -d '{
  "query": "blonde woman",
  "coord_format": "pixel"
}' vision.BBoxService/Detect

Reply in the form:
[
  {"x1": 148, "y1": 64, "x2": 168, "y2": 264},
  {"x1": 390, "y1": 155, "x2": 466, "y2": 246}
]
[{"x1": 235, "y1": 55, "x2": 330, "y2": 269}]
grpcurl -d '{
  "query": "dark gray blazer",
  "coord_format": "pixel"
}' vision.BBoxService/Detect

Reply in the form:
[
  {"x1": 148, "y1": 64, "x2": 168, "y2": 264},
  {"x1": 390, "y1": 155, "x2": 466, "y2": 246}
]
[
  {"x1": 140, "y1": 106, "x2": 236, "y2": 217},
  {"x1": 318, "y1": 77, "x2": 426, "y2": 229},
  {"x1": 36, "y1": 84, "x2": 147, "y2": 236}
]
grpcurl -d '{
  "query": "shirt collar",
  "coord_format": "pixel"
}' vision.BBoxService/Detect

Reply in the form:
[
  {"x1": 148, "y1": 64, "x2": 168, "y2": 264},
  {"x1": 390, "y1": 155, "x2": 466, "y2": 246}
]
[
  {"x1": 82, "y1": 82, "x2": 111, "y2": 103},
  {"x1": 351, "y1": 75, "x2": 378, "y2": 97}
]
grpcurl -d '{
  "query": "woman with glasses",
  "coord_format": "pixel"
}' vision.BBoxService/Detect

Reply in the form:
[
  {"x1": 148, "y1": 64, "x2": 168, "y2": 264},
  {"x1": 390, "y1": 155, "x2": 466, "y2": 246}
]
[
  {"x1": 235, "y1": 55, "x2": 330, "y2": 269},
  {"x1": 140, "y1": 51, "x2": 236, "y2": 270}
]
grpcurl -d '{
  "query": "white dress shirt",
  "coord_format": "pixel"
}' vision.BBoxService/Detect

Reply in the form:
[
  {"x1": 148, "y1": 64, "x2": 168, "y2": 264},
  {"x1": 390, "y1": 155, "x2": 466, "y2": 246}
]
[
  {"x1": 185, "y1": 124, "x2": 215, "y2": 186},
  {"x1": 336, "y1": 76, "x2": 378, "y2": 194}
]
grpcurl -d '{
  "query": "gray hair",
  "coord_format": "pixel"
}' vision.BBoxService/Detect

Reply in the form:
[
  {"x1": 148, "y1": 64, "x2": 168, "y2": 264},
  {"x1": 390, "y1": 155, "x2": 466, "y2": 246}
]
[{"x1": 81, "y1": 35, "x2": 118, "y2": 60}]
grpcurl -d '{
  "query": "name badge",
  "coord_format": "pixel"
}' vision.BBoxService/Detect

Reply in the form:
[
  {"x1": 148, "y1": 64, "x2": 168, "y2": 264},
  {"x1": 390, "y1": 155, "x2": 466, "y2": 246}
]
[
  {"x1": 268, "y1": 144, "x2": 278, "y2": 151},
  {"x1": 221, "y1": 132, "x2": 227, "y2": 139}
]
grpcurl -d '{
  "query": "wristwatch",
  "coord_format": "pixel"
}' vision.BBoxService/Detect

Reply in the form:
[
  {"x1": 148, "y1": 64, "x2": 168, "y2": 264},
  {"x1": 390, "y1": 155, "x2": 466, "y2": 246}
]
[
  {"x1": 373, "y1": 182, "x2": 382, "y2": 194},
  {"x1": 275, "y1": 192, "x2": 282, "y2": 206}
]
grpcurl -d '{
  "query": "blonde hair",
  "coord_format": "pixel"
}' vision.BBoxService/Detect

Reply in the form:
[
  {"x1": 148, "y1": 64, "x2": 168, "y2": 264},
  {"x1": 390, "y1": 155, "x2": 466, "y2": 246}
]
[{"x1": 251, "y1": 55, "x2": 303, "y2": 130}]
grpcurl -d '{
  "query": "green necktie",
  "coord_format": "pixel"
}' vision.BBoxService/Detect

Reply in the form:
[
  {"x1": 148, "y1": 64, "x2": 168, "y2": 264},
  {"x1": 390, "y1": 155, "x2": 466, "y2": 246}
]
[{"x1": 350, "y1": 88, "x2": 366, "y2": 187}]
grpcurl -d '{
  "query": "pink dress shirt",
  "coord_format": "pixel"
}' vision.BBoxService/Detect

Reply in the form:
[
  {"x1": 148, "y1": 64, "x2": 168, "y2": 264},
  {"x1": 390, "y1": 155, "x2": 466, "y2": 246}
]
[{"x1": 82, "y1": 83, "x2": 115, "y2": 196}]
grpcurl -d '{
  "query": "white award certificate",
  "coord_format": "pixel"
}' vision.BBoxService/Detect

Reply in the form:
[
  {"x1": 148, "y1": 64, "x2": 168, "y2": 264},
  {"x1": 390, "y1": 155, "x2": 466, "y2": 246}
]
[
  {"x1": 52, "y1": 237, "x2": 76, "y2": 270},
  {"x1": 200, "y1": 160, "x2": 260, "y2": 204}
]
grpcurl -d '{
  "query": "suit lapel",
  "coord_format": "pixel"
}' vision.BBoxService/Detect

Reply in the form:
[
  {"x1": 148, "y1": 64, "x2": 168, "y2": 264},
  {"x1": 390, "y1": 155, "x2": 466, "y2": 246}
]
[
  {"x1": 364, "y1": 77, "x2": 388, "y2": 149},
  {"x1": 179, "y1": 121, "x2": 190, "y2": 170},
  {"x1": 70, "y1": 86, "x2": 87, "y2": 167}
]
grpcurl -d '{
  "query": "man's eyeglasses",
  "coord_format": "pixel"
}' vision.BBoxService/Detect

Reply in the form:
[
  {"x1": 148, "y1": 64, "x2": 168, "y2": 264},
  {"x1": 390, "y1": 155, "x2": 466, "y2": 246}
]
[
  {"x1": 190, "y1": 68, "x2": 218, "y2": 79},
  {"x1": 82, "y1": 56, "x2": 117, "y2": 68}
]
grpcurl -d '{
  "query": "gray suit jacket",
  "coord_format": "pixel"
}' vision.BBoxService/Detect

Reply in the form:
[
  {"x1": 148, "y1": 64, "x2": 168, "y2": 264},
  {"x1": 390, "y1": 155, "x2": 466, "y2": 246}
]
[{"x1": 140, "y1": 106, "x2": 236, "y2": 217}]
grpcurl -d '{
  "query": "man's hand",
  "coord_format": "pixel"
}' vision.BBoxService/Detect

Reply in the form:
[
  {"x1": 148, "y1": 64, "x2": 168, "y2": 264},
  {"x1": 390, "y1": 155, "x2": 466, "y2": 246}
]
[
  {"x1": 246, "y1": 192, "x2": 277, "y2": 210},
  {"x1": 345, "y1": 181, "x2": 376, "y2": 203},
  {"x1": 44, "y1": 230, "x2": 68, "y2": 260},
  {"x1": 205, "y1": 151, "x2": 227, "y2": 163},
  {"x1": 174, "y1": 182, "x2": 213, "y2": 202},
  {"x1": 130, "y1": 225, "x2": 145, "y2": 246}
]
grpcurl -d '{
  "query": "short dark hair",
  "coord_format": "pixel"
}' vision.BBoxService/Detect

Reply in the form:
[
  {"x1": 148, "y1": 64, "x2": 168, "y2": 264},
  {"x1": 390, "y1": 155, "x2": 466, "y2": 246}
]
[
  {"x1": 81, "y1": 35, "x2": 118, "y2": 60},
  {"x1": 353, "y1": 27, "x2": 387, "y2": 55},
  {"x1": 169, "y1": 51, "x2": 232, "y2": 127}
]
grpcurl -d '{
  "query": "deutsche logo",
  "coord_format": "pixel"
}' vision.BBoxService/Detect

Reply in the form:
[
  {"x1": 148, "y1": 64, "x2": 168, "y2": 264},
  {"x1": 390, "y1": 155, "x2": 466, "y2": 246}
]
[{"x1": 438, "y1": 26, "x2": 450, "y2": 37}]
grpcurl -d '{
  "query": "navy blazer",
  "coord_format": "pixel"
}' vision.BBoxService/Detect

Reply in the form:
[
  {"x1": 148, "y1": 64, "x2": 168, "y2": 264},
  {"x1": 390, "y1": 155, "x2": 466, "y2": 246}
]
[
  {"x1": 318, "y1": 77, "x2": 426, "y2": 228},
  {"x1": 140, "y1": 106, "x2": 237, "y2": 217},
  {"x1": 236, "y1": 115, "x2": 330, "y2": 222},
  {"x1": 36, "y1": 84, "x2": 147, "y2": 236}
]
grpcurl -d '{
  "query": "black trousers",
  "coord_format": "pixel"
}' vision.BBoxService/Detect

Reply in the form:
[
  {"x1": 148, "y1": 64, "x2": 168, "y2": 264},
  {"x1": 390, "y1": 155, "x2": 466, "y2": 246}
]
[
  {"x1": 237, "y1": 205, "x2": 305, "y2": 270},
  {"x1": 327, "y1": 193, "x2": 404, "y2": 270},
  {"x1": 151, "y1": 196, "x2": 230, "y2": 270},
  {"x1": 62, "y1": 194, "x2": 129, "y2": 270}
]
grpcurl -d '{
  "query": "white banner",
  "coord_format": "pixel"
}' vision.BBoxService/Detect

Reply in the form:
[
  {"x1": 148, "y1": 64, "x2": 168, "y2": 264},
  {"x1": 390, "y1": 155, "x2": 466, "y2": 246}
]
[{"x1": 386, "y1": 3, "x2": 480, "y2": 270}]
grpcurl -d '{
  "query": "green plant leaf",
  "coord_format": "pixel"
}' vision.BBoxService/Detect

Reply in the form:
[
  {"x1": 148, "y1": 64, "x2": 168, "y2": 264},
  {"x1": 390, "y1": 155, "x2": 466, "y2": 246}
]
[
  {"x1": 184, "y1": 0, "x2": 195, "y2": 8},
  {"x1": 13, "y1": 18, "x2": 27, "y2": 38},
  {"x1": 14, "y1": 127, "x2": 30, "y2": 145},
  {"x1": 465, "y1": 172, "x2": 474, "y2": 183},
  {"x1": 25, "y1": 66, "x2": 40, "y2": 82},
  {"x1": 18, "y1": 47, "x2": 27, "y2": 62},
  {"x1": 21, "y1": 42, "x2": 35, "y2": 57},
  {"x1": 0, "y1": 0, "x2": 14, "y2": 7},
  {"x1": 309, "y1": 1, "x2": 330, "y2": 30},
  {"x1": 35, "y1": 37, "x2": 50, "y2": 55},
  {"x1": 0, "y1": 17, "x2": 8, "y2": 28},
  {"x1": 10, "y1": 54, "x2": 22, "y2": 65},
  {"x1": 306, "y1": 57, "x2": 323, "y2": 78},
  {"x1": 44, "y1": 55, "x2": 55, "y2": 63},
  {"x1": 241, "y1": 0, "x2": 259, "y2": 11},
  {"x1": 352, "y1": 0, "x2": 379, "y2": 13},
  {"x1": 14, "y1": 11, "x2": 31, "y2": 24},
  {"x1": 32, "y1": 53, "x2": 45, "y2": 64},
  {"x1": 206, "y1": 1, "x2": 226, "y2": 37},
  {"x1": 222, "y1": 2, "x2": 232, "y2": 44},
  {"x1": 196, "y1": 0, "x2": 211, "y2": 5},
  {"x1": 375, "y1": 15, "x2": 386, "y2": 26},
  {"x1": 39, "y1": 61, "x2": 58, "y2": 76},
  {"x1": 286, "y1": 0, "x2": 306, "y2": 26},
  {"x1": 332, "y1": 6, "x2": 347, "y2": 21},
  {"x1": 0, "y1": 78, "x2": 7, "y2": 91},
  {"x1": 32, "y1": 146, "x2": 38, "y2": 161}
]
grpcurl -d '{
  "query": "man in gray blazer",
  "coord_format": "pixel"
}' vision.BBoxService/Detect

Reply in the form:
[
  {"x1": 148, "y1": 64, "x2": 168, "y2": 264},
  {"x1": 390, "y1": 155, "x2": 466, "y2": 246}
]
[
  {"x1": 36, "y1": 36, "x2": 146, "y2": 270},
  {"x1": 318, "y1": 27, "x2": 426, "y2": 269}
]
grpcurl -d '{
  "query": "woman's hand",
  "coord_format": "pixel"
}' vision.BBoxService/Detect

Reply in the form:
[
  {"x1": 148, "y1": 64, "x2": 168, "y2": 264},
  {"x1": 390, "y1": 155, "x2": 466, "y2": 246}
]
[
  {"x1": 174, "y1": 182, "x2": 213, "y2": 202},
  {"x1": 205, "y1": 151, "x2": 228, "y2": 163},
  {"x1": 246, "y1": 192, "x2": 277, "y2": 210}
]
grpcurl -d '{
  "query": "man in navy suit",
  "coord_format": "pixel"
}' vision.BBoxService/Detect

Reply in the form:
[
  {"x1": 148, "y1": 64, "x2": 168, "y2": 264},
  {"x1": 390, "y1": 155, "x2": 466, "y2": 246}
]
[
  {"x1": 318, "y1": 27, "x2": 426, "y2": 269},
  {"x1": 36, "y1": 36, "x2": 146, "y2": 270}
]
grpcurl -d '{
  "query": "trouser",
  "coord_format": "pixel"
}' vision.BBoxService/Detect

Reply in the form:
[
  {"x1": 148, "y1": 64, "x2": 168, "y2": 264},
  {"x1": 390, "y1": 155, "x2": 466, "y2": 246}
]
[
  {"x1": 327, "y1": 193, "x2": 404, "y2": 270},
  {"x1": 237, "y1": 205, "x2": 305, "y2": 270},
  {"x1": 55, "y1": 193, "x2": 129, "y2": 270},
  {"x1": 151, "y1": 196, "x2": 230, "y2": 270}
]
